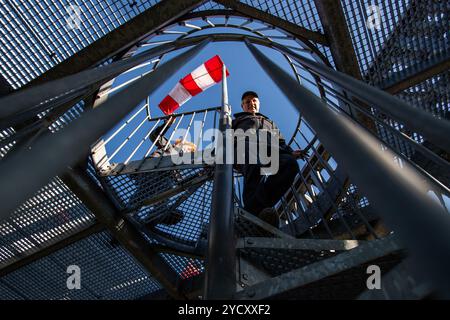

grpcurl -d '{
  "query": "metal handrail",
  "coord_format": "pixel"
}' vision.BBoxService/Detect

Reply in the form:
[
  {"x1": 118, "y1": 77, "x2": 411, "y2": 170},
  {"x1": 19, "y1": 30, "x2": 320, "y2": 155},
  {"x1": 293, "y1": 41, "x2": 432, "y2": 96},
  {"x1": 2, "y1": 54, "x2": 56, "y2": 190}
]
[
  {"x1": 246, "y1": 41, "x2": 450, "y2": 295},
  {"x1": 204, "y1": 64, "x2": 235, "y2": 299},
  {"x1": 0, "y1": 39, "x2": 210, "y2": 220}
]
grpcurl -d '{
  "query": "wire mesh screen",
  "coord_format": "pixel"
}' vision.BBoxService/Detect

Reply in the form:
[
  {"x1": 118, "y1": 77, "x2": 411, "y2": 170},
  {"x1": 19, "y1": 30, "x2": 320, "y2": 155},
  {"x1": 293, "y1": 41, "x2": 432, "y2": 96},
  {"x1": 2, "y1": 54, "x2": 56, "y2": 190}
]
[
  {"x1": 0, "y1": 231, "x2": 161, "y2": 300},
  {"x1": 0, "y1": 177, "x2": 95, "y2": 268},
  {"x1": 0, "y1": 0, "x2": 162, "y2": 89}
]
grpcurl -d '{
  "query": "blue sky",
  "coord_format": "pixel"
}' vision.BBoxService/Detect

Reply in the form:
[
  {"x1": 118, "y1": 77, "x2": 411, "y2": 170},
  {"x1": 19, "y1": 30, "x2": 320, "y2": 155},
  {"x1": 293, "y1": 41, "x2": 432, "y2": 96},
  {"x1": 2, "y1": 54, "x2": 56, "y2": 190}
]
[{"x1": 101, "y1": 20, "x2": 322, "y2": 164}]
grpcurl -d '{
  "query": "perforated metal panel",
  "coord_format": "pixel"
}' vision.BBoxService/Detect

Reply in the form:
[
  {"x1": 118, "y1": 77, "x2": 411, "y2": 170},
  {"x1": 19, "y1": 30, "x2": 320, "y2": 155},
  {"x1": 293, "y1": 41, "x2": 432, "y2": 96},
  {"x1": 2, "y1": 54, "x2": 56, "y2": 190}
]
[{"x1": 0, "y1": 231, "x2": 161, "y2": 300}]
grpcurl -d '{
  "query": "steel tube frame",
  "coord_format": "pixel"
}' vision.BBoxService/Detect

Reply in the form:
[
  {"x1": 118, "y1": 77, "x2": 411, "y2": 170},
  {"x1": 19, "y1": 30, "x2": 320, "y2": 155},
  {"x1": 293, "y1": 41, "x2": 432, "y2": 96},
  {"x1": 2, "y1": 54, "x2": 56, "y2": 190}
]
[
  {"x1": 268, "y1": 42, "x2": 450, "y2": 153},
  {"x1": 60, "y1": 166, "x2": 184, "y2": 299},
  {"x1": 0, "y1": 41, "x2": 183, "y2": 123},
  {"x1": 0, "y1": 223, "x2": 104, "y2": 277},
  {"x1": 246, "y1": 41, "x2": 450, "y2": 296},
  {"x1": 204, "y1": 65, "x2": 235, "y2": 299},
  {"x1": 0, "y1": 40, "x2": 209, "y2": 220}
]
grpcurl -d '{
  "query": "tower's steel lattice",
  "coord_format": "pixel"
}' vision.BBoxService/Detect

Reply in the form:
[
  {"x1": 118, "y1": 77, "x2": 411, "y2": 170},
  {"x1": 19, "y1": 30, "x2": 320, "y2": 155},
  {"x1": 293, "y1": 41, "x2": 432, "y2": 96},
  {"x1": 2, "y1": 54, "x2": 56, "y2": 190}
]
[{"x1": 0, "y1": 0, "x2": 449, "y2": 300}]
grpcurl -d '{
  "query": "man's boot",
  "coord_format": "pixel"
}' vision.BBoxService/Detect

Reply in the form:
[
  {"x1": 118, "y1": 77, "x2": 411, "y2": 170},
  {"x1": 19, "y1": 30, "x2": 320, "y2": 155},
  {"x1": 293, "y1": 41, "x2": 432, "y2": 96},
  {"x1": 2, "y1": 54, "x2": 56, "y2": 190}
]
[{"x1": 258, "y1": 207, "x2": 280, "y2": 228}]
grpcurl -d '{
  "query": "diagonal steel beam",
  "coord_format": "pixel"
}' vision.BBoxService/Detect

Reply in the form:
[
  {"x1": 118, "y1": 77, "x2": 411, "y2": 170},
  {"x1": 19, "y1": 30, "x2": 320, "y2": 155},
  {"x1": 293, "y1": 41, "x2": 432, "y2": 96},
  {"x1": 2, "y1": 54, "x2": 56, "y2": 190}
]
[
  {"x1": 313, "y1": 0, "x2": 376, "y2": 133},
  {"x1": 0, "y1": 40, "x2": 208, "y2": 219},
  {"x1": 23, "y1": 0, "x2": 206, "y2": 86},
  {"x1": 358, "y1": 258, "x2": 434, "y2": 299},
  {"x1": 61, "y1": 166, "x2": 184, "y2": 299},
  {"x1": 0, "y1": 223, "x2": 104, "y2": 277},
  {"x1": 234, "y1": 235, "x2": 401, "y2": 299},
  {"x1": 246, "y1": 42, "x2": 450, "y2": 296},
  {"x1": 214, "y1": 0, "x2": 328, "y2": 45},
  {"x1": 382, "y1": 53, "x2": 450, "y2": 94},
  {"x1": 180, "y1": 9, "x2": 331, "y2": 65}
]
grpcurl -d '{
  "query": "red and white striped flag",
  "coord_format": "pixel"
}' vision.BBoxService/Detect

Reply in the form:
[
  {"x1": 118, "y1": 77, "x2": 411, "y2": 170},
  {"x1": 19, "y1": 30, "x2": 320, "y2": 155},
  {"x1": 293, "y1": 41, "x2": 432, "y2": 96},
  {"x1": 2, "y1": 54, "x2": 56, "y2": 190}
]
[{"x1": 158, "y1": 55, "x2": 229, "y2": 115}]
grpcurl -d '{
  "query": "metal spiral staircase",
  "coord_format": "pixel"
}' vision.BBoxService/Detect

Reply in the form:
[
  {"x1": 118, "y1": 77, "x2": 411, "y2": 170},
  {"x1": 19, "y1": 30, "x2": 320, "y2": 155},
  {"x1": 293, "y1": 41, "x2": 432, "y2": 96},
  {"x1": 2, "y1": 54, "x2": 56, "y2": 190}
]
[{"x1": 0, "y1": 0, "x2": 449, "y2": 300}]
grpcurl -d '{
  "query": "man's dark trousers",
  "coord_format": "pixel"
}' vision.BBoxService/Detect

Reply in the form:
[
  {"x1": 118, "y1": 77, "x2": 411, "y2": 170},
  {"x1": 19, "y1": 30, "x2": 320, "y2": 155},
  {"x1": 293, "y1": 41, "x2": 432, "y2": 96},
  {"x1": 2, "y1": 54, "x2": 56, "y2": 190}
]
[{"x1": 241, "y1": 152, "x2": 299, "y2": 215}]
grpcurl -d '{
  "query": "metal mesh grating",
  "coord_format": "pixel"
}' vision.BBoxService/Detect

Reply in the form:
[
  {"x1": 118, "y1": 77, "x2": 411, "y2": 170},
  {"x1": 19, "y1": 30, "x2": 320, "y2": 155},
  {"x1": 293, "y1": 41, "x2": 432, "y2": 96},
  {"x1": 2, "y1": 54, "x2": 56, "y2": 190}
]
[
  {"x1": 240, "y1": 247, "x2": 337, "y2": 277},
  {"x1": 194, "y1": 0, "x2": 227, "y2": 11},
  {"x1": 235, "y1": 214, "x2": 276, "y2": 238},
  {"x1": 47, "y1": 100, "x2": 86, "y2": 133},
  {"x1": 0, "y1": 127, "x2": 16, "y2": 159},
  {"x1": 104, "y1": 172, "x2": 167, "y2": 210},
  {"x1": 86, "y1": 157, "x2": 104, "y2": 189},
  {"x1": 373, "y1": 116, "x2": 416, "y2": 158},
  {"x1": 159, "y1": 253, "x2": 204, "y2": 280},
  {"x1": 315, "y1": 43, "x2": 335, "y2": 67},
  {"x1": 101, "y1": 167, "x2": 213, "y2": 246},
  {"x1": 0, "y1": 231, "x2": 162, "y2": 300},
  {"x1": 154, "y1": 178, "x2": 212, "y2": 244},
  {"x1": 268, "y1": 252, "x2": 403, "y2": 299},
  {"x1": 0, "y1": 0, "x2": 161, "y2": 89},
  {"x1": 0, "y1": 177, "x2": 96, "y2": 268},
  {"x1": 237, "y1": 0, "x2": 323, "y2": 32},
  {"x1": 0, "y1": 280, "x2": 25, "y2": 299},
  {"x1": 342, "y1": 0, "x2": 449, "y2": 85},
  {"x1": 103, "y1": 168, "x2": 208, "y2": 209},
  {"x1": 397, "y1": 70, "x2": 450, "y2": 119}
]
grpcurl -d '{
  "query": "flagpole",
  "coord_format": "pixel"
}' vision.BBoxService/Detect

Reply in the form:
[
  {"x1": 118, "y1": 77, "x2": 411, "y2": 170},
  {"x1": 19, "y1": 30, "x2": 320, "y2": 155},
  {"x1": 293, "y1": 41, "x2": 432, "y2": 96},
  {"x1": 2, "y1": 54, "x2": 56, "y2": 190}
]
[{"x1": 204, "y1": 64, "x2": 236, "y2": 299}]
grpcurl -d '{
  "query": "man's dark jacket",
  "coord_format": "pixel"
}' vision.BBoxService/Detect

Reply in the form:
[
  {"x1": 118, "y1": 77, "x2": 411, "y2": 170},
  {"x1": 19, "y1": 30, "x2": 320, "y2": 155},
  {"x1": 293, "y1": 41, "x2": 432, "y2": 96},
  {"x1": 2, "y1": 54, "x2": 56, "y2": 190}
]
[{"x1": 232, "y1": 112, "x2": 293, "y2": 155}]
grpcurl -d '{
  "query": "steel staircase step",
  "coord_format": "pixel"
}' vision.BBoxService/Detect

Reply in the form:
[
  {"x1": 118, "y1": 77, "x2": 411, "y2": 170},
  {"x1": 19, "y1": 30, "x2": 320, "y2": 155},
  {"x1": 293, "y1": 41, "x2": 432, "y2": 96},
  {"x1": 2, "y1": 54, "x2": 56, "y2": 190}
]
[
  {"x1": 234, "y1": 235, "x2": 403, "y2": 299},
  {"x1": 234, "y1": 207, "x2": 295, "y2": 239}
]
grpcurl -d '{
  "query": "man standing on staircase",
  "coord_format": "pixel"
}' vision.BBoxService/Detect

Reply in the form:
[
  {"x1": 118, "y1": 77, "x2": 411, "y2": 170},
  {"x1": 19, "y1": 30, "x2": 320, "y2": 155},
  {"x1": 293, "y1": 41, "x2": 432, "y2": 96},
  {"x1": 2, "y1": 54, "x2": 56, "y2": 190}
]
[{"x1": 232, "y1": 91, "x2": 306, "y2": 227}]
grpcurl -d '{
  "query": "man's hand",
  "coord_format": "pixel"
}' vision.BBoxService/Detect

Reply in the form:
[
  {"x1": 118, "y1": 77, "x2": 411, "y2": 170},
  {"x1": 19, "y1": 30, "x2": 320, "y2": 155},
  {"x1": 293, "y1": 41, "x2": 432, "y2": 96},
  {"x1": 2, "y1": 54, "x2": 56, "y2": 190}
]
[{"x1": 292, "y1": 149, "x2": 308, "y2": 160}]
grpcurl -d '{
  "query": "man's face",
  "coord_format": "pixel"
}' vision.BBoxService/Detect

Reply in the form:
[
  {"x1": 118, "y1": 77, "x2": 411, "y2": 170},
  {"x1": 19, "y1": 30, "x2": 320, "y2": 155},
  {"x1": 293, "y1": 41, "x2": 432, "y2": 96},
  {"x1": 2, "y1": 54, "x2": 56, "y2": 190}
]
[{"x1": 241, "y1": 95, "x2": 260, "y2": 114}]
